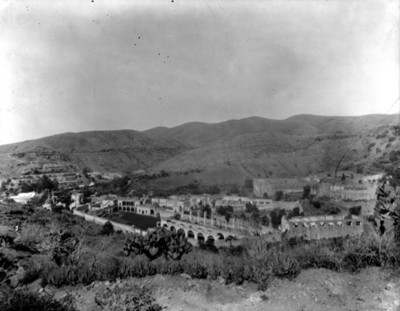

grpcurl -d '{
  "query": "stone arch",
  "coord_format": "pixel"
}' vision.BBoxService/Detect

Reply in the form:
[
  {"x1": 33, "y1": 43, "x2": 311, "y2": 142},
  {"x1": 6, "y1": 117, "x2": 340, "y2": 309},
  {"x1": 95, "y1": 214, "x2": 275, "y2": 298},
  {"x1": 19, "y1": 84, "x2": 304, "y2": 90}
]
[
  {"x1": 217, "y1": 233, "x2": 225, "y2": 240},
  {"x1": 170, "y1": 226, "x2": 176, "y2": 232},
  {"x1": 226, "y1": 235, "x2": 234, "y2": 241},
  {"x1": 163, "y1": 224, "x2": 169, "y2": 229},
  {"x1": 187, "y1": 230, "x2": 195, "y2": 239},
  {"x1": 206, "y1": 235, "x2": 215, "y2": 242},
  {"x1": 197, "y1": 232, "x2": 205, "y2": 242}
]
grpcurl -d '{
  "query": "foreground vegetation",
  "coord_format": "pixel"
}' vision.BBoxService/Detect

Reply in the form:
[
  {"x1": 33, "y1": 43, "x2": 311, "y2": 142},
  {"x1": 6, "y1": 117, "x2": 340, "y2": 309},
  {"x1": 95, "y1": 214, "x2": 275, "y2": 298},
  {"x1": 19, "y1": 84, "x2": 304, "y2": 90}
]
[{"x1": 2, "y1": 207, "x2": 399, "y2": 289}]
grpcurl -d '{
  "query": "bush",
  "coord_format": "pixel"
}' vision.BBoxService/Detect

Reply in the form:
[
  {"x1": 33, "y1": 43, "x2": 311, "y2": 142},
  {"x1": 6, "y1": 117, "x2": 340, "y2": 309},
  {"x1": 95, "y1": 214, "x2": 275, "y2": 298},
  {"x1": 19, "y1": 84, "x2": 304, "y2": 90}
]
[
  {"x1": 302, "y1": 185, "x2": 311, "y2": 199},
  {"x1": 94, "y1": 284, "x2": 163, "y2": 311},
  {"x1": 101, "y1": 221, "x2": 115, "y2": 235},
  {"x1": 274, "y1": 191, "x2": 284, "y2": 201},
  {"x1": 349, "y1": 206, "x2": 362, "y2": 216},
  {"x1": 0, "y1": 285, "x2": 76, "y2": 311}
]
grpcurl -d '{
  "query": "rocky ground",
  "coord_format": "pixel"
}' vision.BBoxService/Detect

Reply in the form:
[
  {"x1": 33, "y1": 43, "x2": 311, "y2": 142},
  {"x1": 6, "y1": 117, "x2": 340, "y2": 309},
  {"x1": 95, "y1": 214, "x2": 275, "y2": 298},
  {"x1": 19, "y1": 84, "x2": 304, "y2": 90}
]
[
  {"x1": 1, "y1": 207, "x2": 399, "y2": 311},
  {"x1": 17, "y1": 267, "x2": 398, "y2": 311}
]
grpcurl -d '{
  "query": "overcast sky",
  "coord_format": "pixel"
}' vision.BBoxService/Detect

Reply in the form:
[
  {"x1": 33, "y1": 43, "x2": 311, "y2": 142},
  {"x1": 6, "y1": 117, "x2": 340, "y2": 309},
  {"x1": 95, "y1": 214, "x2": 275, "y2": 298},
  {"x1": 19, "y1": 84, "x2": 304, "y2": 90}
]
[{"x1": 0, "y1": 0, "x2": 398, "y2": 145}]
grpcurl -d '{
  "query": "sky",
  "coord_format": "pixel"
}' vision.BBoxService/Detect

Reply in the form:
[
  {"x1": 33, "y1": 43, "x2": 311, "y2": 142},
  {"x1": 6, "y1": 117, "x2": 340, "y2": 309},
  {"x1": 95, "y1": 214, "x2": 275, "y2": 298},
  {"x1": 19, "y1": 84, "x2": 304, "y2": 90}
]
[{"x1": 0, "y1": 0, "x2": 399, "y2": 145}]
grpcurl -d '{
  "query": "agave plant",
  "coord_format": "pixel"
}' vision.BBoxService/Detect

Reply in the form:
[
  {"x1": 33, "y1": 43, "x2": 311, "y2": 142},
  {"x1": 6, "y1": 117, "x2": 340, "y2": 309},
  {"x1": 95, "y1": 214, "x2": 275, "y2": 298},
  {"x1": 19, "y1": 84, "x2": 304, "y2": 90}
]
[
  {"x1": 374, "y1": 180, "x2": 400, "y2": 235},
  {"x1": 124, "y1": 227, "x2": 192, "y2": 261}
]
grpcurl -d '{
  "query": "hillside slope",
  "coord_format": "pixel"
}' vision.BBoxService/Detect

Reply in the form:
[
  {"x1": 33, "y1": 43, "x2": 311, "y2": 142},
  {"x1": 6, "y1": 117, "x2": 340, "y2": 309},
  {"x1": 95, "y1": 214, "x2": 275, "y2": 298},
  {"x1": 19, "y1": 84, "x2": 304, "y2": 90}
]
[
  {"x1": 150, "y1": 114, "x2": 400, "y2": 183},
  {"x1": 0, "y1": 130, "x2": 188, "y2": 176},
  {"x1": 0, "y1": 114, "x2": 398, "y2": 181}
]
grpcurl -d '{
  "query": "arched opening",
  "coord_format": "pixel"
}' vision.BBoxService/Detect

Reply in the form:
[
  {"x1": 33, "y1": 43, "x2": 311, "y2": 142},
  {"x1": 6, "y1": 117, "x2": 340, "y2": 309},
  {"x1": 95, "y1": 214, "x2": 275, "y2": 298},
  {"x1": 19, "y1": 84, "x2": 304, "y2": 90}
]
[
  {"x1": 206, "y1": 235, "x2": 215, "y2": 243},
  {"x1": 150, "y1": 209, "x2": 155, "y2": 216},
  {"x1": 170, "y1": 226, "x2": 176, "y2": 232},
  {"x1": 187, "y1": 230, "x2": 195, "y2": 239},
  {"x1": 177, "y1": 228, "x2": 185, "y2": 237},
  {"x1": 226, "y1": 235, "x2": 234, "y2": 242},
  {"x1": 197, "y1": 232, "x2": 205, "y2": 243},
  {"x1": 163, "y1": 224, "x2": 169, "y2": 229},
  {"x1": 217, "y1": 233, "x2": 224, "y2": 240}
]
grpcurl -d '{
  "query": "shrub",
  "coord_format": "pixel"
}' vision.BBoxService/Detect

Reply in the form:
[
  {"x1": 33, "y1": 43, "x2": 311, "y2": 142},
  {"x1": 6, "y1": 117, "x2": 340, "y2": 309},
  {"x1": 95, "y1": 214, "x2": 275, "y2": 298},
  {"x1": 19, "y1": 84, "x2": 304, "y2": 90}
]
[
  {"x1": 302, "y1": 185, "x2": 311, "y2": 199},
  {"x1": 0, "y1": 285, "x2": 76, "y2": 311},
  {"x1": 274, "y1": 191, "x2": 284, "y2": 201},
  {"x1": 349, "y1": 206, "x2": 362, "y2": 216},
  {"x1": 100, "y1": 221, "x2": 115, "y2": 235},
  {"x1": 94, "y1": 283, "x2": 163, "y2": 311}
]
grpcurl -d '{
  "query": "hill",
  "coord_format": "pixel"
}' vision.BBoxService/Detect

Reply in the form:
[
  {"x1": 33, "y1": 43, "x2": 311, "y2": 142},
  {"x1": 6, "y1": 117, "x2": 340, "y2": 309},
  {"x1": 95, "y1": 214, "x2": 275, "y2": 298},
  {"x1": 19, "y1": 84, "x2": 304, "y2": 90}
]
[
  {"x1": 148, "y1": 114, "x2": 400, "y2": 184},
  {"x1": 0, "y1": 130, "x2": 188, "y2": 177},
  {"x1": 0, "y1": 114, "x2": 399, "y2": 183}
]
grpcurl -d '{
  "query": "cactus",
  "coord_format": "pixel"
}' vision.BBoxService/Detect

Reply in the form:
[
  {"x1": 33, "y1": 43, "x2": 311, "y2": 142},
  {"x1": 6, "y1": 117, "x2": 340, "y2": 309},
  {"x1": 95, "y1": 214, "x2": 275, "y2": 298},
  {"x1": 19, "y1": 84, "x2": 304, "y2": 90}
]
[{"x1": 123, "y1": 227, "x2": 192, "y2": 261}]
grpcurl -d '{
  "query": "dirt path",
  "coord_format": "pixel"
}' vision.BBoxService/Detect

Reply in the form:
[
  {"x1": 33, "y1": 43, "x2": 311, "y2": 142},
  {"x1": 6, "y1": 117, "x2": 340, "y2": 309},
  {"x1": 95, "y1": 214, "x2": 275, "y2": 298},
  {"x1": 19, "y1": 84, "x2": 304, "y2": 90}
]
[{"x1": 67, "y1": 267, "x2": 400, "y2": 311}]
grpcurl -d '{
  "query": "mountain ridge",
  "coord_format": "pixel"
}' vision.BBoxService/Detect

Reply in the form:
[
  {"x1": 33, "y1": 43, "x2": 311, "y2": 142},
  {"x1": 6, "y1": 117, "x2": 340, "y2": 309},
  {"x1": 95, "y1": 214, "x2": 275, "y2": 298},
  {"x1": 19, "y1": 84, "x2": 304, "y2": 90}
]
[{"x1": 0, "y1": 113, "x2": 398, "y2": 181}]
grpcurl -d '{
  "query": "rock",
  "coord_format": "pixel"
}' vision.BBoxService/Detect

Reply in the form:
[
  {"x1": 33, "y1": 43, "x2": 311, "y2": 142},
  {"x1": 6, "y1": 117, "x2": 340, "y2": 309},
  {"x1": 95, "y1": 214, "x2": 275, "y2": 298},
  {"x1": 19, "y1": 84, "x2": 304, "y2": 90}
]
[
  {"x1": 385, "y1": 283, "x2": 394, "y2": 290},
  {"x1": 246, "y1": 293, "x2": 262, "y2": 306},
  {"x1": 53, "y1": 290, "x2": 69, "y2": 301},
  {"x1": 9, "y1": 266, "x2": 26, "y2": 287},
  {"x1": 27, "y1": 278, "x2": 43, "y2": 293},
  {"x1": 180, "y1": 273, "x2": 192, "y2": 280},
  {"x1": 9, "y1": 275, "x2": 20, "y2": 288},
  {"x1": 44, "y1": 284, "x2": 56, "y2": 296}
]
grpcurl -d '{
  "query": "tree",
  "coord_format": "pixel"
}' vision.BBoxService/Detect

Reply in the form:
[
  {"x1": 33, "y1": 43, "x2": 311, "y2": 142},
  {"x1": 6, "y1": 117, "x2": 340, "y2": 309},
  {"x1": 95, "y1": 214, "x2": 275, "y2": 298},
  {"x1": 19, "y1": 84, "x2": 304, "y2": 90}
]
[
  {"x1": 261, "y1": 215, "x2": 270, "y2": 226},
  {"x1": 244, "y1": 179, "x2": 253, "y2": 190},
  {"x1": 207, "y1": 185, "x2": 220, "y2": 195},
  {"x1": 349, "y1": 206, "x2": 362, "y2": 216},
  {"x1": 228, "y1": 184, "x2": 240, "y2": 195},
  {"x1": 302, "y1": 185, "x2": 311, "y2": 199},
  {"x1": 0, "y1": 181, "x2": 6, "y2": 192},
  {"x1": 274, "y1": 190, "x2": 284, "y2": 201},
  {"x1": 245, "y1": 202, "x2": 259, "y2": 214},
  {"x1": 20, "y1": 182, "x2": 34, "y2": 193},
  {"x1": 82, "y1": 167, "x2": 91, "y2": 178},
  {"x1": 101, "y1": 221, "x2": 115, "y2": 235},
  {"x1": 200, "y1": 204, "x2": 212, "y2": 218},
  {"x1": 35, "y1": 175, "x2": 58, "y2": 193},
  {"x1": 270, "y1": 208, "x2": 286, "y2": 229}
]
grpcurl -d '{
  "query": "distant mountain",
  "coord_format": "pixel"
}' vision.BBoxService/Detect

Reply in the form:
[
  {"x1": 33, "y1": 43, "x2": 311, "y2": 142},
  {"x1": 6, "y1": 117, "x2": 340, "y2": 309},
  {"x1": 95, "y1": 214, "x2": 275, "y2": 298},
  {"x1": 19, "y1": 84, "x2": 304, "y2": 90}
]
[
  {"x1": 0, "y1": 130, "x2": 188, "y2": 177},
  {"x1": 0, "y1": 114, "x2": 398, "y2": 183}
]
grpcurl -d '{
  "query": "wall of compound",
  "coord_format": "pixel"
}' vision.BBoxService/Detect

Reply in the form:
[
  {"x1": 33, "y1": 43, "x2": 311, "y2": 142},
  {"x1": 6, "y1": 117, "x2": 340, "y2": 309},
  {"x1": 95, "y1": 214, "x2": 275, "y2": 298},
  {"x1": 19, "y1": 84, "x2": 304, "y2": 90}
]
[
  {"x1": 287, "y1": 220, "x2": 363, "y2": 240},
  {"x1": 73, "y1": 210, "x2": 145, "y2": 235}
]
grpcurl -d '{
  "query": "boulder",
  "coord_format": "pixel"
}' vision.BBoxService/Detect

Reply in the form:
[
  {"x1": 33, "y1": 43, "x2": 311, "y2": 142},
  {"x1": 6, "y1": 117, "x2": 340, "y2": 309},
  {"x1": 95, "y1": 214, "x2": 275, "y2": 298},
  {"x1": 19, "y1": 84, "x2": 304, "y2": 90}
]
[
  {"x1": 180, "y1": 273, "x2": 192, "y2": 280},
  {"x1": 26, "y1": 278, "x2": 43, "y2": 293},
  {"x1": 9, "y1": 266, "x2": 27, "y2": 287}
]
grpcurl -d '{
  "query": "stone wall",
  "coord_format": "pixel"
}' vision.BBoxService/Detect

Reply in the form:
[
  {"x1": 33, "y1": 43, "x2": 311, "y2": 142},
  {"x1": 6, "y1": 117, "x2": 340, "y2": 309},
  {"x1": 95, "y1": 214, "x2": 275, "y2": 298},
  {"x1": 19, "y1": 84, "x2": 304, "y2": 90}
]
[
  {"x1": 73, "y1": 210, "x2": 145, "y2": 235},
  {"x1": 286, "y1": 216, "x2": 363, "y2": 240}
]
